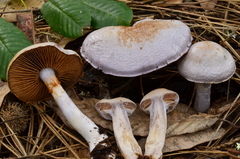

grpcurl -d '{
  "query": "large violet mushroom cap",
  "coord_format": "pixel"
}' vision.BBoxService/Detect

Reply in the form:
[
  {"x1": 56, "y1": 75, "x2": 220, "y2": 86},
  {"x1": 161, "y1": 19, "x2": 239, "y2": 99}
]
[
  {"x1": 178, "y1": 41, "x2": 236, "y2": 84},
  {"x1": 80, "y1": 19, "x2": 192, "y2": 77},
  {"x1": 7, "y1": 42, "x2": 84, "y2": 102}
]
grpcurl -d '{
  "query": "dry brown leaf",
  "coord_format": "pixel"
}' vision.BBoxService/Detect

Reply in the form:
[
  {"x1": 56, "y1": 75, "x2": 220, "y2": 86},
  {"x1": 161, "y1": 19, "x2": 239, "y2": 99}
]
[
  {"x1": 208, "y1": 102, "x2": 233, "y2": 115},
  {"x1": 163, "y1": 127, "x2": 225, "y2": 153},
  {"x1": 167, "y1": 113, "x2": 219, "y2": 137},
  {"x1": 0, "y1": 81, "x2": 10, "y2": 107},
  {"x1": 197, "y1": 0, "x2": 218, "y2": 10},
  {"x1": 167, "y1": 103, "x2": 196, "y2": 125},
  {"x1": 69, "y1": 147, "x2": 90, "y2": 159},
  {"x1": 16, "y1": 12, "x2": 35, "y2": 43},
  {"x1": 167, "y1": 104, "x2": 219, "y2": 137},
  {"x1": 58, "y1": 37, "x2": 76, "y2": 48},
  {"x1": 0, "y1": 0, "x2": 45, "y2": 22}
]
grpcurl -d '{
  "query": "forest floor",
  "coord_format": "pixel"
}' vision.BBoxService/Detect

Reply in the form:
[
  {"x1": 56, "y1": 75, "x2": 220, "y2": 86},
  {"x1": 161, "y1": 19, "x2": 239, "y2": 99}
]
[{"x1": 0, "y1": 0, "x2": 240, "y2": 159}]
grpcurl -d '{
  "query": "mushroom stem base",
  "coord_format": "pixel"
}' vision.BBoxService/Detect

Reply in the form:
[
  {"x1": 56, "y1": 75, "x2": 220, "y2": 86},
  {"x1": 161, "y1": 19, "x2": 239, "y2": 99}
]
[{"x1": 39, "y1": 68, "x2": 109, "y2": 152}]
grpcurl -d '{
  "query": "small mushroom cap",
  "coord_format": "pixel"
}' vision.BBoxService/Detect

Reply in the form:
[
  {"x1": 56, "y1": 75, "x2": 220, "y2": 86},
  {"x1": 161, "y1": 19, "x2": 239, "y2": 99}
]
[
  {"x1": 80, "y1": 19, "x2": 192, "y2": 77},
  {"x1": 178, "y1": 41, "x2": 236, "y2": 84},
  {"x1": 140, "y1": 88, "x2": 179, "y2": 113},
  {"x1": 7, "y1": 42, "x2": 84, "y2": 102},
  {"x1": 95, "y1": 97, "x2": 137, "y2": 120}
]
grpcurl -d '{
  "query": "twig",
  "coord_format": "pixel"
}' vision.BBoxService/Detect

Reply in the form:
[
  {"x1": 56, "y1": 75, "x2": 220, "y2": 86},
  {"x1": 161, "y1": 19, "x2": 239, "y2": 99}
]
[
  {"x1": 207, "y1": 93, "x2": 240, "y2": 147},
  {"x1": 0, "y1": 116, "x2": 27, "y2": 156},
  {"x1": 204, "y1": 17, "x2": 240, "y2": 60},
  {"x1": 0, "y1": 8, "x2": 40, "y2": 14},
  {"x1": 217, "y1": 119, "x2": 240, "y2": 129}
]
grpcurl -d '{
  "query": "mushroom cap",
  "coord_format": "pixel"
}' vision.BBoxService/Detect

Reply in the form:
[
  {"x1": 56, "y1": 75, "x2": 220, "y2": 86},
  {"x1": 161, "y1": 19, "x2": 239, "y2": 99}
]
[
  {"x1": 140, "y1": 88, "x2": 179, "y2": 113},
  {"x1": 95, "y1": 97, "x2": 137, "y2": 120},
  {"x1": 80, "y1": 19, "x2": 192, "y2": 77},
  {"x1": 7, "y1": 42, "x2": 84, "y2": 102},
  {"x1": 178, "y1": 41, "x2": 236, "y2": 84}
]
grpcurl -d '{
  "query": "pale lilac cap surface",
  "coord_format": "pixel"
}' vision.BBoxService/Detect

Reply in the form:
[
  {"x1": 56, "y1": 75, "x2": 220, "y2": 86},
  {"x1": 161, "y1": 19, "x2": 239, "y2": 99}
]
[{"x1": 178, "y1": 41, "x2": 236, "y2": 84}]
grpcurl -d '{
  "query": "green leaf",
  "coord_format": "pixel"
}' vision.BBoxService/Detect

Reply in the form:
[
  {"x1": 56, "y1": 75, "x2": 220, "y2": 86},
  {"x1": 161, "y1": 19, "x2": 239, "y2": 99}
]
[
  {"x1": 41, "y1": 0, "x2": 91, "y2": 38},
  {"x1": 82, "y1": 0, "x2": 133, "y2": 28},
  {"x1": 0, "y1": 18, "x2": 32, "y2": 81}
]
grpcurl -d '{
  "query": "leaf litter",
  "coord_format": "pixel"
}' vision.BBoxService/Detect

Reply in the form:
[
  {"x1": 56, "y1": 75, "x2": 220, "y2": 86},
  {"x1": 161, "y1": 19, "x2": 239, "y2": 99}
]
[{"x1": 0, "y1": 0, "x2": 240, "y2": 158}]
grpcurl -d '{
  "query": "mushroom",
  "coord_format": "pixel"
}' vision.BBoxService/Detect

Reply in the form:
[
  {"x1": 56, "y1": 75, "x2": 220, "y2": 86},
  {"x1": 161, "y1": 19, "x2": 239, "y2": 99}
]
[
  {"x1": 7, "y1": 42, "x2": 116, "y2": 158},
  {"x1": 80, "y1": 18, "x2": 192, "y2": 77},
  {"x1": 95, "y1": 97, "x2": 142, "y2": 159},
  {"x1": 140, "y1": 88, "x2": 179, "y2": 159},
  {"x1": 178, "y1": 41, "x2": 236, "y2": 112}
]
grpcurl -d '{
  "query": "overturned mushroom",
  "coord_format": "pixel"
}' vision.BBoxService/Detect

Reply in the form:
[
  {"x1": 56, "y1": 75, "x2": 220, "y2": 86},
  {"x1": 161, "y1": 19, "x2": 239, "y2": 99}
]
[
  {"x1": 140, "y1": 88, "x2": 179, "y2": 159},
  {"x1": 7, "y1": 42, "x2": 116, "y2": 159},
  {"x1": 81, "y1": 18, "x2": 192, "y2": 77},
  {"x1": 178, "y1": 41, "x2": 236, "y2": 112},
  {"x1": 95, "y1": 97, "x2": 142, "y2": 159}
]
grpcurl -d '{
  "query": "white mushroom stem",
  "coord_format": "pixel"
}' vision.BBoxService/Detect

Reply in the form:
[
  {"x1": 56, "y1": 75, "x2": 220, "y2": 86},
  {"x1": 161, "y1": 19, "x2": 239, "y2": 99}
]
[
  {"x1": 144, "y1": 99, "x2": 167, "y2": 159},
  {"x1": 110, "y1": 102, "x2": 142, "y2": 159},
  {"x1": 194, "y1": 83, "x2": 211, "y2": 112},
  {"x1": 140, "y1": 89, "x2": 179, "y2": 159},
  {"x1": 39, "y1": 68, "x2": 109, "y2": 153}
]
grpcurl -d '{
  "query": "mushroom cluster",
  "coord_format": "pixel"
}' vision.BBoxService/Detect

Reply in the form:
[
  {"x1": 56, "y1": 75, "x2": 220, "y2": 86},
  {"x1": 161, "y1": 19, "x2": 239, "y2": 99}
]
[
  {"x1": 79, "y1": 18, "x2": 191, "y2": 158},
  {"x1": 6, "y1": 17, "x2": 237, "y2": 159},
  {"x1": 79, "y1": 19, "x2": 236, "y2": 158},
  {"x1": 94, "y1": 88, "x2": 179, "y2": 159}
]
